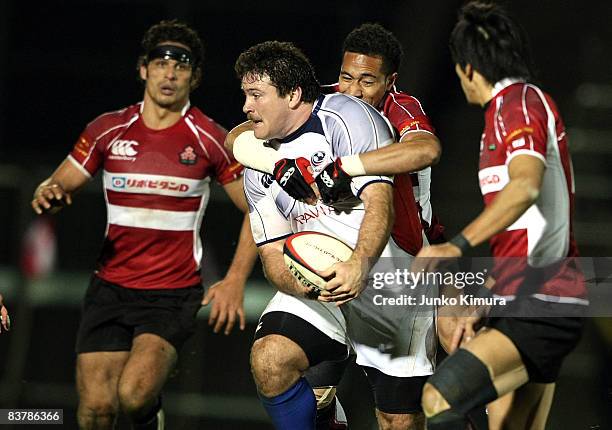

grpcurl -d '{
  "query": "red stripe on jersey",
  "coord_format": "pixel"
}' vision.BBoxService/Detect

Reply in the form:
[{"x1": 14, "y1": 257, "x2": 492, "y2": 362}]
[
  {"x1": 106, "y1": 190, "x2": 202, "y2": 212},
  {"x1": 97, "y1": 225, "x2": 199, "y2": 289}
]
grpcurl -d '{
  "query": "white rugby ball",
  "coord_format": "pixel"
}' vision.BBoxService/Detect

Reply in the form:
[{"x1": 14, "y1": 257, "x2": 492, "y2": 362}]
[{"x1": 283, "y1": 231, "x2": 353, "y2": 291}]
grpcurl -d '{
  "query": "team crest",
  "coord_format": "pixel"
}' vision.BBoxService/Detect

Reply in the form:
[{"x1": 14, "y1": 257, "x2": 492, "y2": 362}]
[
  {"x1": 179, "y1": 145, "x2": 198, "y2": 165},
  {"x1": 261, "y1": 174, "x2": 274, "y2": 189},
  {"x1": 311, "y1": 151, "x2": 326, "y2": 167}
]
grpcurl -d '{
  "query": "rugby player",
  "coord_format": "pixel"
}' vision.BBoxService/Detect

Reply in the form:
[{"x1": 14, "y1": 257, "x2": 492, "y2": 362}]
[
  {"x1": 417, "y1": 2, "x2": 587, "y2": 429},
  {"x1": 31, "y1": 20, "x2": 257, "y2": 430},
  {"x1": 237, "y1": 41, "x2": 435, "y2": 430}
]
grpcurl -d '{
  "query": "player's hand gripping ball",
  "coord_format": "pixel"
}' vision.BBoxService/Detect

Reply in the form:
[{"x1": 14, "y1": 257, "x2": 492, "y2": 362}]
[{"x1": 283, "y1": 231, "x2": 353, "y2": 294}]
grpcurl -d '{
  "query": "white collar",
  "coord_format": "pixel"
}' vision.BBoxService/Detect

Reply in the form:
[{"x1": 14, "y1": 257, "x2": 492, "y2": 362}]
[
  {"x1": 139, "y1": 100, "x2": 191, "y2": 116},
  {"x1": 491, "y1": 77, "x2": 525, "y2": 99}
]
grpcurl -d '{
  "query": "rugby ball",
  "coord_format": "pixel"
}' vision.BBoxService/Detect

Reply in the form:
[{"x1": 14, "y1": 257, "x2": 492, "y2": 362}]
[{"x1": 283, "y1": 231, "x2": 353, "y2": 291}]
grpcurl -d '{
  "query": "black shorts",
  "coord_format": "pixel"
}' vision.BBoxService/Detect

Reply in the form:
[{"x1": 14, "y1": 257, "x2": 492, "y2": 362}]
[
  {"x1": 306, "y1": 354, "x2": 354, "y2": 388},
  {"x1": 254, "y1": 311, "x2": 348, "y2": 366},
  {"x1": 75, "y1": 275, "x2": 203, "y2": 354},
  {"x1": 486, "y1": 298, "x2": 584, "y2": 383},
  {"x1": 255, "y1": 311, "x2": 427, "y2": 414}
]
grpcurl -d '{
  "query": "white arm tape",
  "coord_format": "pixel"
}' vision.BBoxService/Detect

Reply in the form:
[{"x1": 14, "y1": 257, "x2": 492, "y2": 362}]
[
  {"x1": 233, "y1": 131, "x2": 281, "y2": 174},
  {"x1": 339, "y1": 154, "x2": 366, "y2": 176}
]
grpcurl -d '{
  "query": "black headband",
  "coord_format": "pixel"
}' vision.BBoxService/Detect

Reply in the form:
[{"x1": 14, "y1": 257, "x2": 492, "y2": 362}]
[{"x1": 146, "y1": 45, "x2": 195, "y2": 66}]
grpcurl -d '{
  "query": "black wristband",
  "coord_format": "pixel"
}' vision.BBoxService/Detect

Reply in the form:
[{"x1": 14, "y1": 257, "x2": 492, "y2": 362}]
[{"x1": 449, "y1": 233, "x2": 471, "y2": 254}]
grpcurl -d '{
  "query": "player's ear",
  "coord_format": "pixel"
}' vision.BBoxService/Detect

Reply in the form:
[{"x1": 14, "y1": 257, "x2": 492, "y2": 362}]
[
  {"x1": 464, "y1": 64, "x2": 474, "y2": 81},
  {"x1": 139, "y1": 63, "x2": 148, "y2": 82},
  {"x1": 190, "y1": 68, "x2": 202, "y2": 91},
  {"x1": 288, "y1": 87, "x2": 303, "y2": 109},
  {"x1": 385, "y1": 72, "x2": 398, "y2": 91}
]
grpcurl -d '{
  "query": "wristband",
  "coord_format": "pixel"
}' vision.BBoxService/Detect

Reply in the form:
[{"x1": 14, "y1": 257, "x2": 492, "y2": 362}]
[
  {"x1": 233, "y1": 131, "x2": 280, "y2": 174},
  {"x1": 339, "y1": 154, "x2": 366, "y2": 176},
  {"x1": 449, "y1": 233, "x2": 471, "y2": 254}
]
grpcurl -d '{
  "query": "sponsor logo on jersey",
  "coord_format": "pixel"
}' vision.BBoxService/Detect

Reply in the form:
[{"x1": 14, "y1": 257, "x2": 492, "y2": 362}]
[
  {"x1": 112, "y1": 177, "x2": 126, "y2": 189},
  {"x1": 261, "y1": 174, "x2": 274, "y2": 189},
  {"x1": 511, "y1": 137, "x2": 526, "y2": 148},
  {"x1": 279, "y1": 167, "x2": 295, "y2": 186},
  {"x1": 319, "y1": 171, "x2": 334, "y2": 188},
  {"x1": 109, "y1": 140, "x2": 139, "y2": 161},
  {"x1": 110, "y1": 176, "x2": 190, "y2": 192},
  {"x1": 179, "y1": 145, "x2": 198, "y2": 165},
  {"x1": 294, "y1": 205, "x2": 333, "y2": 225},
  {"x1": 478, "y1": 165, "x2": 509, "y2": 195},
  {"x1": 310, "y1": 151, "x2": 326, "y2": 167},
  {"x1": 479, "y1": 174, "x2": 500, "y2": 187}
]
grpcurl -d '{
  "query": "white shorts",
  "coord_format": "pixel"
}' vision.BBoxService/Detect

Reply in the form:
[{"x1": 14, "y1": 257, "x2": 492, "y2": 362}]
[{"x1": 260, "y1": 246, "x2": 436, "y2": 378}]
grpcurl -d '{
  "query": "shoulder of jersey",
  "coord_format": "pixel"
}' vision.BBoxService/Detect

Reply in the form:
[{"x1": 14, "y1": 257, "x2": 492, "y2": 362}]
[
  {"x1": 87, "y1": 103, "x2": 140, "y2": 128},
  {"x1": 384, "y1": 88, "x2": 420, "y2": 109}
]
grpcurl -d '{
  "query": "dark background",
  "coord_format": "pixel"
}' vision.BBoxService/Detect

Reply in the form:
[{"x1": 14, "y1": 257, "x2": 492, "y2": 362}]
[{"x1": 0, "y1": 0, "x2": 611, "y2": 428}]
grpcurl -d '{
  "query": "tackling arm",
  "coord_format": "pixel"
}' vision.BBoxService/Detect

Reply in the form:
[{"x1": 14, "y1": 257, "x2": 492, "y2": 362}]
[{"x1": 353, "y1": 131, "x2": 441, "y2": 176}]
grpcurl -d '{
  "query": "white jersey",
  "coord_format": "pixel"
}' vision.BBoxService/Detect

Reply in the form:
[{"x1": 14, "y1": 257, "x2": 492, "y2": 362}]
[{"x1": 246, "y1": 94, "x2": 436, "y2": 377}]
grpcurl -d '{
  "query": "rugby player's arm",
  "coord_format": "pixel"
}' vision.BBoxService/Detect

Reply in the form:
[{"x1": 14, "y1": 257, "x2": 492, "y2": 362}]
[
  {"x1": 320, "y1": 182, "x2": 394, "y2": 305},
  {"x1": 202, "y1": 178, "x2": 258, "y2": 334},
  {"x1": 219, "y1": 179, "x2": 258, "y2": 284},
  {"x1": 354, "y1": 131, "x2": 441, "y2": 176},
  {"x1": 0, "y1": 293, "x2": 10, "y2": 332},
  {"x1": 31, "y1": 158, "x2": 90, "y2": 214},
  {"x1": 258, "y1": 240, "x2": 321, "y2": 299},
  {"x1": 418, "y1": 154, "x2": 545, "y2": 259},
  {"x1": 224, "y1": 120, "x2": 254, "y2": 153}
]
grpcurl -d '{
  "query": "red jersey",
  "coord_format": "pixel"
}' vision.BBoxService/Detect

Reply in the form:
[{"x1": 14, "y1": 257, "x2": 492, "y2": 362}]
[
  {"x1": 480, "y1": 79, "x2": 586, "y2": 303},
  {"x1": 379, "y1": 87, "x2": 445, "y2": 251},
  {"x1": 68, "y1": 102, "x2": 243, "y2": 290},
  {"x1": 323, "y1": 84, "x2": 443, "y2": 255}
]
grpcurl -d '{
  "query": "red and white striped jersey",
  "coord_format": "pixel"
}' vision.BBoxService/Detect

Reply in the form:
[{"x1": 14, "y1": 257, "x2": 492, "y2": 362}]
[
  {"x1": 480, "y1": 79, "x2": 586, "y2": 303},
  {"x1": 68, "y1": 102, "x2": 243, "y2": 290},
  {"x1": 379, "y1": 87, "x2": 445, "y2": 251}
]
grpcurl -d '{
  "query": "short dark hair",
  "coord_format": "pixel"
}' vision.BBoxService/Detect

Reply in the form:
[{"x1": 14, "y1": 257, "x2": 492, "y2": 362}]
[
  {"x1": 449, "y1": 1, "x2": 534, "y2": 83},
  {"x1": 235, "y1": 41, "x2": 320, "y2": 104},
  {"x1": 137, "y1": 20, "x2": 205, "y2": 89},
  {"x1": 343, "y1": 23, "x2": 403, "y2": 75}
]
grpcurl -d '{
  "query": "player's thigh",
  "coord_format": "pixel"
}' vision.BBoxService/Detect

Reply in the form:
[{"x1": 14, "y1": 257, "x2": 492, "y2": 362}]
[
  {"x1": 253, "y1": 310, "x2": 348, "y2": 370},
  {"x1": 492, "y1": 382, "x2": 555, "y2": 430},
  {"x1": 118, "y1": 333, "x2": 178, "y2": 397},
  {"x1": 461, "y1": 327, "x2": 529, "y2": 396},
  {"x1": 76, "y1": 351, "x2": 130, "y2": 404}
]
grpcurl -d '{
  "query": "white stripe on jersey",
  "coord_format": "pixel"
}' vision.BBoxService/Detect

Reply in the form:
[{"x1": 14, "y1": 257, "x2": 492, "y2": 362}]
[
  {"x1": 67, "y1": 155, "x2": 93, "y2": 179},
  {"x1": 103, "y1": 171, "x2": 210, "y2": 197},
  {"x1": 107, "y1": 204, "x2": 199, "y2": 231},
  {"x1": 478, "y1": 165, "x2": 509, "y2": 195},
  {"x1": 193, "y1": 189, "x2": 211, "y2": 269},
  {"x1": 506, "y1": 149, "x2": 547, "y2": 166}
]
